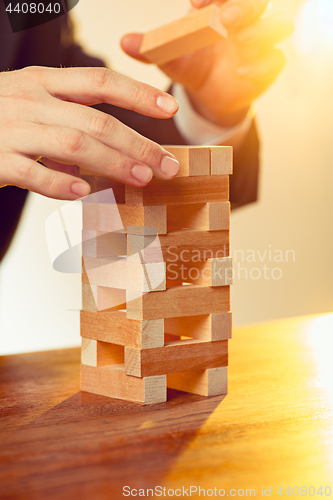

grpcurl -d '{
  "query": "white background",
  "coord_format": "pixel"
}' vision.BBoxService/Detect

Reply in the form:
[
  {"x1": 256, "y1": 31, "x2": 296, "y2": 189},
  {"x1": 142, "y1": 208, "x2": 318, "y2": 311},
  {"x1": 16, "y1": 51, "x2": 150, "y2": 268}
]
[{"x1": 1, "y1": 0, "x2": 333, "y2": 354}]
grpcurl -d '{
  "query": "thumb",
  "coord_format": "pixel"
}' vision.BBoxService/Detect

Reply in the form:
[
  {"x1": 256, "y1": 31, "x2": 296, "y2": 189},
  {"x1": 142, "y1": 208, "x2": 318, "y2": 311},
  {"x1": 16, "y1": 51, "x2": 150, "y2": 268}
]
[{"x1": 120, "y1": 33, "x2": 151, "y2": 64}]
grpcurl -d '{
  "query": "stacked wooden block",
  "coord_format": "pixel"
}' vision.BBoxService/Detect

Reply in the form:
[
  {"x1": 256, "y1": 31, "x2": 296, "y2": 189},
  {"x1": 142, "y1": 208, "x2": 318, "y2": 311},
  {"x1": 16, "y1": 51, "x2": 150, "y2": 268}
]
[{"x1": 80, "y1": 145, "x2": 233, "y2": 404}]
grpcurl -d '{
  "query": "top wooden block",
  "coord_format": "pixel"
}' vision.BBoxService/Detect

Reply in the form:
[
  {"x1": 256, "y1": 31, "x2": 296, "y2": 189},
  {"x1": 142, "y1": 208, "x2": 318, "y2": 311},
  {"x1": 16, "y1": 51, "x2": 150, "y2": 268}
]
[
  {"x1": 140, "y1": 4, "x2": 227, "y2": 66},
  {"x1": 164, "y1": 146, "x2": 233, "y2": 176}
]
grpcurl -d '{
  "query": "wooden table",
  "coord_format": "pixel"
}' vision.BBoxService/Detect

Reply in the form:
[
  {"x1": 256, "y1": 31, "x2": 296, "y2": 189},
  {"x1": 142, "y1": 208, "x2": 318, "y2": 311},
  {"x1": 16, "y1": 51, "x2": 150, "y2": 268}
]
[{"x1": 1, "y1": 314, "x2": 333, "y2": 499}]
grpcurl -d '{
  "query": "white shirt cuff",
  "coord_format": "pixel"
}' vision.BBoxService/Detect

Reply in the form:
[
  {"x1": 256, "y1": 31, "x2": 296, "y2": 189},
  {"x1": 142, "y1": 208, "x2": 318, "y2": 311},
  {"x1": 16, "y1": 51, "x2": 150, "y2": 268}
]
[{"x1": 172, "y1": 82, "x2": 253, "y2": 146}]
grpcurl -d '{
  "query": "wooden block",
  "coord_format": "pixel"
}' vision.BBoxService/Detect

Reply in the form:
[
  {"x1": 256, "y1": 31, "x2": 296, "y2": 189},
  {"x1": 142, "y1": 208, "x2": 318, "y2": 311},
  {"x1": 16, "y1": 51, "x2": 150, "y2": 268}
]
[
  {"x1": 210, "y1": 146, "x2": 233, "y2": 175},
  {"x1": 82, "y1": 201, "x2": 124, "y2": 233},
  {"x1": 166, "y1": 257, "x2": 233, "y2": 286},
  {"x1": 162, "y1": 146, "x2": 210, "y2": 176},
  {"x1": 167, "y1": 202, "x2": 230, "y2": 231},
  {"x1": 126, "y1": 284, "x2": 230, "y2": 320},
  {"x1": 165, "y1": 313, "x2": 232, "y2": 341},
  {"x1": 81, "y1": 338, "x2": 124, "y2": 367},
  {"x1": 81, "y1": 175, "x2": 125, "y2": 203},
  {"x1": 167, "y1": 366, "x2": 228, "y2": 396},
  {"x1": 125, "y1": 175, "x2": 228, "y2": 206},
  {"x1": 164, "y1": 333, "x2": 181, "y2": 343},
  {"x1": 82, "y1": 230, "x2": 127, "y2": 259},
  {"x1": 83, "y1": 203, "x2": 167, "y2": 235},
  {"x1": 81, "y1": 311, "x2": 164, "y2": 349},
  {"x1": 125, "y1": 339, "x2": 228, "y2": 377},
  {"x1": 81, "y1": 364, "x2": 167, "y2": 404},
  {"x1": 140, "y1": 4, "x2": 227, "y2": 66},
  {"x1": 82, "y1": 283, "x2": 98, "y2": 312},
  {"x1": 119, "y1": 205, "x2": 167, "y2": 235},
  {"x1": 82, "y1": 283, "x2": 126, "y2": 312},
  {"x1": 128, "y1": 230, "x2": 229, "y2": 264},
  {"x1": 162, "y1": 146, "x2": 233, "y2": 176},
  {"x1": 82, "y1": 256, "x2": 166, "y2": 292}
]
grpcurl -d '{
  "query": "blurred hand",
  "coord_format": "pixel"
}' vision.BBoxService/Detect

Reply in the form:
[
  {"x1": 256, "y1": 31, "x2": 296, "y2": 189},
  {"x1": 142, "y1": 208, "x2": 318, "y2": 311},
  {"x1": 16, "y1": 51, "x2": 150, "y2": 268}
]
[
  {"x1": 0, "y1": 66, "x2": 180, "y2": 200},
  {"x1": 121, "y1": 0, "x2": 294, "y2": 128}
]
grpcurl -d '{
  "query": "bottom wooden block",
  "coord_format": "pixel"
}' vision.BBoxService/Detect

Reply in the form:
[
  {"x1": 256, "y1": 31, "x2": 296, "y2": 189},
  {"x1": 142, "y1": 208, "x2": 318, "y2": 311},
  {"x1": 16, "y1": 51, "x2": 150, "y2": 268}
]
[
  {"x1": 81, "y1": 364, "x2": 166, "y2": 405},
  {"x1": 167, "y1": 366, "x2": 228, "y2": 397}
]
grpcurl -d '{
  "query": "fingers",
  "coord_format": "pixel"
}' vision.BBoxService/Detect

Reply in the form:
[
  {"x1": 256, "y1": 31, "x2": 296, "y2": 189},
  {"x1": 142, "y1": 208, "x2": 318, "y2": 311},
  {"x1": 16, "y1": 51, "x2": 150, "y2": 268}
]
[
  {"x1": 190, "y1": 0, "x2": 227, "y2": 8},
  {"x1": 6, "y1": 123, "x2": 179, "y2": 186},
  {"x1": 1, "y1": 154, "x2": 91, "y2": 200},
  {"x1": 121, "y1": 33, "x2": 150, "y2": 63},
  {"x1": 40, "y1": 158, "x2": 81, "y2": 177},
  {"x1": 25, "y1": 66, "x2": 178, "y2": 118},
  {"x1": 219, "y1": 0, "x2": 269, "y2": 28},
  {"x1": 236, "y1": 48, "x2": 287, "y2": 86},
  {"x1": 236, "y1": 13, "x2": 295, "y2": 47},
  {"x1": 38, "y1": 97, "x2": 178, "y2": 180},
  {"x1": 190, "y1": 0, "x2": 269, "y2": 28}
]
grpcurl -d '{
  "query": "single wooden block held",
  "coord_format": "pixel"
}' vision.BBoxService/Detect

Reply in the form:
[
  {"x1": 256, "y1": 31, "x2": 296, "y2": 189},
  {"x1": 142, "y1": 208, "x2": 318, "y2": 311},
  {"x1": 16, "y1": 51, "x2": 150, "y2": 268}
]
[
  {"x1": 140, "y1": 4, "x2": 227, "y2": 65},
  {"x1": 125, "y1": 339, "x2": 228, "y2": 377},
  {"x1": 163, "y1": 146, "x2": 210, "y2": 176},
  {"x1": 167, "y1": 366, "x2": 228, "y2": 396},
  {"x1": 81, "y1": 364, "x2": 167, "y2": 404},
  {"x1": 126, "y1": 284, "x2": 230, "y2": 320},
  {"x1": 81, "y1": 311, "x2": 164, "y2": 349}
]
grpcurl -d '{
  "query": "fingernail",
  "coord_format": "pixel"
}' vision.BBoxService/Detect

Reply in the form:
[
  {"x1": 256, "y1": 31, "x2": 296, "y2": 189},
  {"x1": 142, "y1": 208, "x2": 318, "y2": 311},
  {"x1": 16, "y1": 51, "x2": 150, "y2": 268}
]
[
  {"x1": 161, "y1": 155, "x2": 179, "y2": 177},
  {"x1": 221, "y1": 5, "x2": 242, "y2": 26},
  {"x1": 156, "y1": 95, "x2": 179, "y2": 115},
  {"x1": 71, "y1": 182, "x2": 91, "y2": 197},
  {"x1": 131, "y1": 165, "x2": 153, "y2": 184},
  {"x1": 236, "y1": 65, "x2": 256, "y2": 78},
  {"x1": 237, "y1": 26, "x2": 259, "y2": 44}
]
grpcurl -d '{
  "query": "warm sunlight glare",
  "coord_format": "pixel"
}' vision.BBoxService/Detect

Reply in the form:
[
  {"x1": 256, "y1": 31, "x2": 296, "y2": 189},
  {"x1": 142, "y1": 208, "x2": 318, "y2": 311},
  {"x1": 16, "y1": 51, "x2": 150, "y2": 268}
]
[
  {"x1": 296, "y1": 0, "x2": 333, "y2": 54},
  {"x1": 305, "y1": 313, "x2": 333, "y2": 406},
  {"x1": 305, "y1": 313, "x2": 333, "y2": 470}
]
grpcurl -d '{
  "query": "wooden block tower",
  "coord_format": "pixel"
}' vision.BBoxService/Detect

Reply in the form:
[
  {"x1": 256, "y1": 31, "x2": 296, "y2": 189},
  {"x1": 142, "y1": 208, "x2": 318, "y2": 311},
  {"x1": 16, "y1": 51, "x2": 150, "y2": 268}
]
[{"x1": 80, "y1": 145, "x2": 233, "y2": 404}]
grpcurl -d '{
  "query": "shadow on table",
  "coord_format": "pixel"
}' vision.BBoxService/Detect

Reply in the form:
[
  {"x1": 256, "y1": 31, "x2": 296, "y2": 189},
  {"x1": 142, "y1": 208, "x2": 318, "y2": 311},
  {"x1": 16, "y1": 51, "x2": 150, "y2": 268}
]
[{"x1": 1, "y1": 387, "x2": 226, "y2": 499}]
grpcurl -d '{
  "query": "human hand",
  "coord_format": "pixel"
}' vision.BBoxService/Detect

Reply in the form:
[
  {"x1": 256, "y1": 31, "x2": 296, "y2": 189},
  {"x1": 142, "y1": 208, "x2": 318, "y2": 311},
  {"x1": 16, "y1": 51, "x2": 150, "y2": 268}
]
[
  {"x1": 0, "y1": 66, "x2": 180, "y2": 200},
  {"x1": 121, "y1": 0, "x2": 294, "y2": 128}
]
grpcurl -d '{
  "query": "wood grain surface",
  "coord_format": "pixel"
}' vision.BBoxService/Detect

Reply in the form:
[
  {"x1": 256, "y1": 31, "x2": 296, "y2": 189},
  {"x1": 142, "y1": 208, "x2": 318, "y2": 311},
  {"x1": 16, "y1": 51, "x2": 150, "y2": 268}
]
[
  {"x1": 125, "y1": 175, "x2": 229, "y2": 206},
  {"x1": 125, "y1": 339, "x2": 228, "y2": 377},
  {"x1": 80, "y1": 311, "x2": 165, "y2": 349},
  {"x1": 126, "y1": 284, "x2": 230, "y2": 320},
  {"x1": 1, "y1": 314, "x2": 333, "y2": 499}
]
